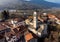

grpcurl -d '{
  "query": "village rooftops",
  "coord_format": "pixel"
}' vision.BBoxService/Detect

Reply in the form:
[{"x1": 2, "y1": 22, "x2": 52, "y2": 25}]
[{"x1": 0, "y1": 23, "x2": 11, "y2": 34}]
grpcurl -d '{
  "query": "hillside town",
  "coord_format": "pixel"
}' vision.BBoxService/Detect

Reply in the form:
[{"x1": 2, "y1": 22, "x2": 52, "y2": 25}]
[{"x1": 0, "y1": 9, "x2": 60, "y2": 42}]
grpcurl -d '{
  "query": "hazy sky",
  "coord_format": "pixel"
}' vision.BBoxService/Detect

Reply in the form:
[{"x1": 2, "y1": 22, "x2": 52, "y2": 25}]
[
  {"x1": 0, "y1": 0, "x2": 17, "y2": 5},
  {"x1": 45, "y1": 0, "x2": 60, "y2": 3}
]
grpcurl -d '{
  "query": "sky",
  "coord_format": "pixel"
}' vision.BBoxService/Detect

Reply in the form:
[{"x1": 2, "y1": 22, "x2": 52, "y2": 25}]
[
  {"x1": 0, "y1": 0, "x2": 60, "y2": 5},
  {"x1": 45, "y1": 0, "x2": 60, "y2": 3},
  {"x1": 0, "y1": 0, "x2": 17, "y2": 5}
]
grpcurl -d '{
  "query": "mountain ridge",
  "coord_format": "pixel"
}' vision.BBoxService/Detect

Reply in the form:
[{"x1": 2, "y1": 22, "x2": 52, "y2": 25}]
[{"x1": 0, "y1": 0, "x2": 60, "y2": 10}]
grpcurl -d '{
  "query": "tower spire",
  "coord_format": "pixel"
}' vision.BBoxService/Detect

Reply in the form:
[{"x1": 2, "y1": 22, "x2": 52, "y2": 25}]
[{"x1": 33, "y1": 11, "x2": 38, "y2": 29}]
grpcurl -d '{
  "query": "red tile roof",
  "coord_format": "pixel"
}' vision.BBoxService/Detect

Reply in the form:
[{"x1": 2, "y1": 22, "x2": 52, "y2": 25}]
[{"x1": 25, "y1": 33, "x2": 33, "y2": 41}]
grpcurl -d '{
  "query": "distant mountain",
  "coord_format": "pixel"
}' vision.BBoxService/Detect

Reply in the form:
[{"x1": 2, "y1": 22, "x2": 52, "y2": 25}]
[
  {"x1": 31, "y1": 0, "x2": 60, "y2": 7},
  {"x1": 26, "y1": 0, "x2": 60, "y2": 8},
  {"x1": 0, "y1": 0, "x2": 60, "y2": 10}
]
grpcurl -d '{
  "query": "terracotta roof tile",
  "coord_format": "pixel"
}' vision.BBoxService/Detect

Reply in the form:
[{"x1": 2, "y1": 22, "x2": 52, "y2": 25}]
[{"x1": 25, "y1": 33, "x2": 33, "y2": 41}]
